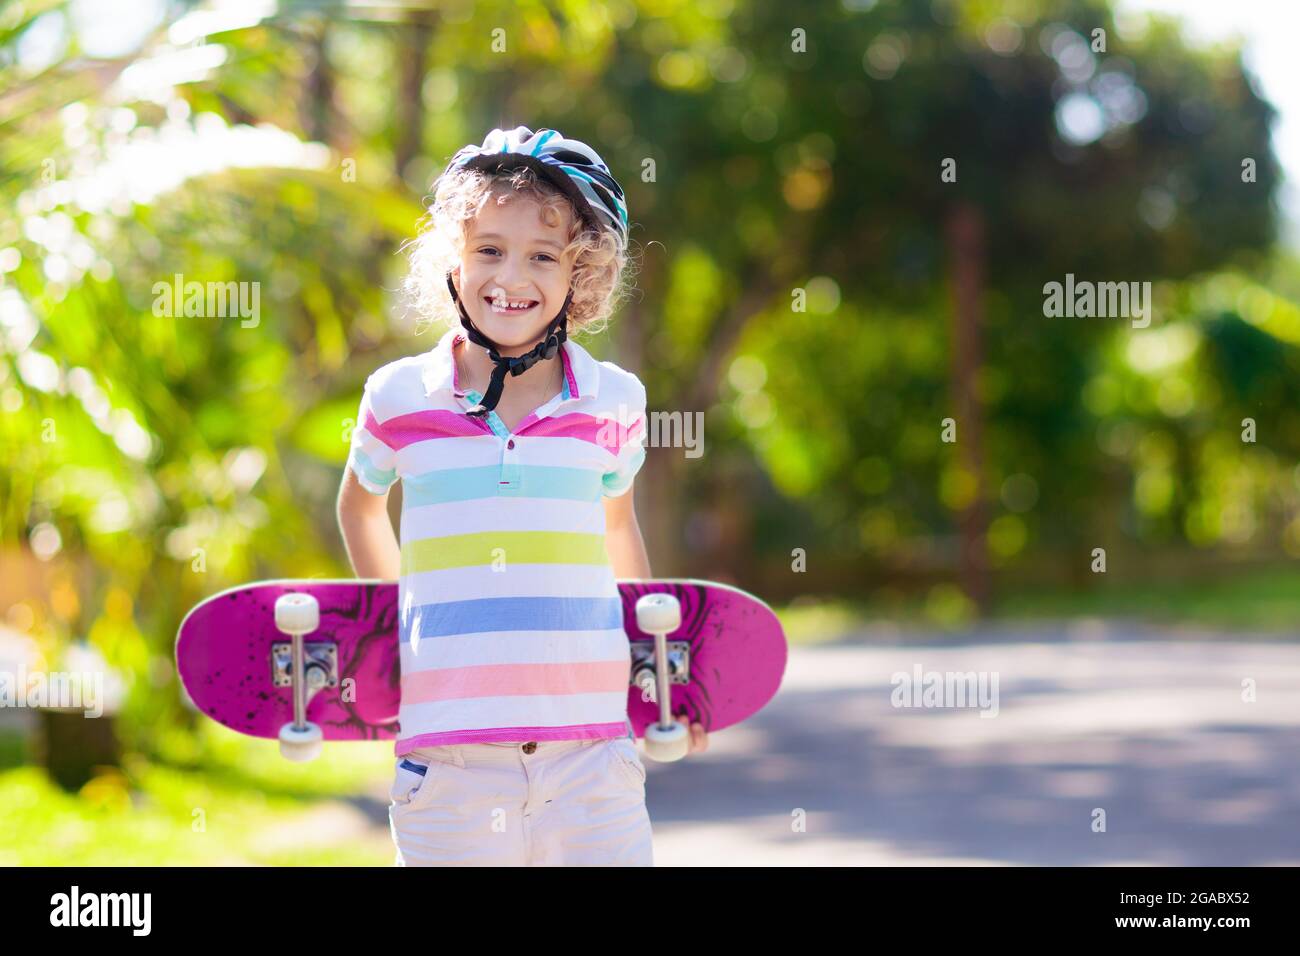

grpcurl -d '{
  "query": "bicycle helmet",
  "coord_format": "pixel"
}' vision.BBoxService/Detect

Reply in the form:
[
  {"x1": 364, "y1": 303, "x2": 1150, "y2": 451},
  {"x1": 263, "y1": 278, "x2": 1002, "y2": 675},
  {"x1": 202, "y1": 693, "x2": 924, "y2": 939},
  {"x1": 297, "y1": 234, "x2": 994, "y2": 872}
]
[{"x1": 440, "y1": 126, "x2": 628, "y2": 418}]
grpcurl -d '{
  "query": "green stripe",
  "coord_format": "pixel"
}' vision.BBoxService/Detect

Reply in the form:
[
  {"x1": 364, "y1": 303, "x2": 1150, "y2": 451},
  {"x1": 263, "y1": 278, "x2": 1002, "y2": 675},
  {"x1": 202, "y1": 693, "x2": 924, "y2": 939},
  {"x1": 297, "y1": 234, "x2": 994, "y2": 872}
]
[{"x1": 401, "y1": 530, "x2": 610, "y2": 575}]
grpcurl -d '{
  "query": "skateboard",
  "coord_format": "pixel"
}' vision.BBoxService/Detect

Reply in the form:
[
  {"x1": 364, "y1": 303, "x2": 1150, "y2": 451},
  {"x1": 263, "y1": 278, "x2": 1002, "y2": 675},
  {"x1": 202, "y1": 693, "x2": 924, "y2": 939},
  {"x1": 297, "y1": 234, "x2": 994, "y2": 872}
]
[{"x1": 176, "y1": 579, "x2": 786, "y2": 761}]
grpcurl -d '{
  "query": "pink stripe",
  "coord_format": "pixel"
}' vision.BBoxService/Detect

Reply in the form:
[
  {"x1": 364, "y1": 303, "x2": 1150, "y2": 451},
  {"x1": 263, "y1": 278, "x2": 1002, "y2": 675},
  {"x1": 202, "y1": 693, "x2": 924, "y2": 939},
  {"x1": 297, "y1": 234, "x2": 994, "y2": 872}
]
[
  {"x1": 395, "y1": 722, "x2": 626, "y2": 753},
  {"x1": 520, "y1": 412, "x2": 644, "y2": 453},
  {"x1": 400, "y1": 660, "x2": 629, "y2": 703},
  {"x1": 561, "y1": 343, "x2": 579, "y2": 398},
  {"x1": 365, "y1": 407, "x2": 490, "y2": 449},
  {"x1": 514, "y1": 412, "x2": 542, "y2": 434}
]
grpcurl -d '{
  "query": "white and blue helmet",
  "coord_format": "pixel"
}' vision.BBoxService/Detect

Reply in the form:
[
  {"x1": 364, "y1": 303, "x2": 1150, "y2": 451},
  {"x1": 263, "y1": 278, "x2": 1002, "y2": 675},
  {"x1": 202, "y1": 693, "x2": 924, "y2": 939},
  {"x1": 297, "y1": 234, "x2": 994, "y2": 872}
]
[{"x1": 444, "y1": 125, "x2": 628, "y2": 248}]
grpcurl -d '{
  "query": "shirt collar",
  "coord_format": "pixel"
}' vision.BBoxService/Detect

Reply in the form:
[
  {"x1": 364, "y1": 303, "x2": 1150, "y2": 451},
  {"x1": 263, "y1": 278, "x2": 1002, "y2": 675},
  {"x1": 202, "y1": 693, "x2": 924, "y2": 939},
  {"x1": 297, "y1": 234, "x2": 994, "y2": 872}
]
[{"x1": 421, "y1": 326, "x2": 599, "y2": 410}]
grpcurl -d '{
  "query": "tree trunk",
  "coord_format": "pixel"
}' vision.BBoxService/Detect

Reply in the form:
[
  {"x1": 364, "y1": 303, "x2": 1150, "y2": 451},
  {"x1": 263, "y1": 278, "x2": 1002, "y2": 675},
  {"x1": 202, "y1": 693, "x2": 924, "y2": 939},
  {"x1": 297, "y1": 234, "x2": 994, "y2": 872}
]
[
  {"x1": 302, "y1": 23, "x2": 334, "y2": 145},
  {"x1": 394, "y1": 13, "x2": 435, "y2": 183},
  {"x1": 642, "y1": 238, "x2": 802, "y2": 579},
  {"x1": 640, "y1": 441, "x2": 685, "y2": 578},
  {"x1": 944, "y1": 201, "x2": 992, "y2": 616},
  {"x1": 39, "y1": 709, "x2": 121, "y2": 791}
]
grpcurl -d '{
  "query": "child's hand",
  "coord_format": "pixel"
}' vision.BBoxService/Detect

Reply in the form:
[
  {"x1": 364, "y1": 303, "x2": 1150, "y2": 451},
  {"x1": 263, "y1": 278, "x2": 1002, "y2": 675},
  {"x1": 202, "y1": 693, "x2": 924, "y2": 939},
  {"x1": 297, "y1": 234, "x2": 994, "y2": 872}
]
[{"x1": 676, "y1": 715, "x2": 708, "y2": 754}]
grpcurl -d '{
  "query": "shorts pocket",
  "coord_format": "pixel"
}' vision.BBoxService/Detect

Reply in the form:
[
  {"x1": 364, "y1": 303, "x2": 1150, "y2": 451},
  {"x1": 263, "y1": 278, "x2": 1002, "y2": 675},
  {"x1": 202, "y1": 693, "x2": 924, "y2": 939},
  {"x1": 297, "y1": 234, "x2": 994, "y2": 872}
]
[
  {"x1": 389, "y1": 757, "x2": 445, "y2": 812},
  {"x1": 607, "y1": 738, "x2": 647, "y2": 789}
]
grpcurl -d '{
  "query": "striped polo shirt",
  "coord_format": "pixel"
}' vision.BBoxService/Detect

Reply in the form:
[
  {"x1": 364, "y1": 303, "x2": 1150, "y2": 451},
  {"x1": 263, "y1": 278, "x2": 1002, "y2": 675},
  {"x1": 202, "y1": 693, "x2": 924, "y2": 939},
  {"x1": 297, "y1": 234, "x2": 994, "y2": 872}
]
[{"x1": 346, "y1": 327, "x2": 648, "y2": 755}]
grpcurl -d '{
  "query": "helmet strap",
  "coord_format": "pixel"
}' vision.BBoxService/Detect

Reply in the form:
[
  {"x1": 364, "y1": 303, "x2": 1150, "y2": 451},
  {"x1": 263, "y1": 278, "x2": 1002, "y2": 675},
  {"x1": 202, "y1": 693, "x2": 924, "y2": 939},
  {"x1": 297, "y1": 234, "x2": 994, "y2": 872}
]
[{"x1": 444, "y1": 271, "x2": 571, "y2": 418}]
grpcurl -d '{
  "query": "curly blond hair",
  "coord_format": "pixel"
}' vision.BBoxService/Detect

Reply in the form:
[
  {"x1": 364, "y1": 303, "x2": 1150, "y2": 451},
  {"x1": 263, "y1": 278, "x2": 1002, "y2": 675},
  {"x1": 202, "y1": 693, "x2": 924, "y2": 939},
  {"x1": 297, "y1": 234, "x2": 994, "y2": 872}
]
[{"x1": 400, "y1": 163, "x2": 633, "y2": 339}]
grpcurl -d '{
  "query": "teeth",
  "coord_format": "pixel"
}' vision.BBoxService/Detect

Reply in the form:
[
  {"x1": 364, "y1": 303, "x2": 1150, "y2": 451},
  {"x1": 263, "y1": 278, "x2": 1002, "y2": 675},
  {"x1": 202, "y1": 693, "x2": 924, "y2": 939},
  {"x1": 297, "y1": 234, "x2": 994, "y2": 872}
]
[
  {"x1": 486, "y1": 287, "x2": 536, "y2": 311},
  {"x1": 487, "y1": 296, "x2": 536, "y2": 312}
]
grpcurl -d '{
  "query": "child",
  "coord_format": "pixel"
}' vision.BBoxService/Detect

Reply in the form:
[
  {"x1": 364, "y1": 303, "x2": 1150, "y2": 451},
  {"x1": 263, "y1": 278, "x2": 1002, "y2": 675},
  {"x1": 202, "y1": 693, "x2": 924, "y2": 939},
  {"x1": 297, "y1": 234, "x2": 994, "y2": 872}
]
[{"x1": 337, "y1": 126, "x2": 705, "y2": 866}]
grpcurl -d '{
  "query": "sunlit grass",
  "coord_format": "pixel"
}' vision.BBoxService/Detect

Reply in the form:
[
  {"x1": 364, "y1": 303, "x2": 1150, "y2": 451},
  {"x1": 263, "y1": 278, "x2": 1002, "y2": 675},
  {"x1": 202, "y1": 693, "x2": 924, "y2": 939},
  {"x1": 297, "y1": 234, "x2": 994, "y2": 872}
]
[
  {"x1": 0, "y1": 721, "x2": 398, "y2": 866},
  {"x1": 775, "y1": 599, "x2": 873, "y2": 645},
  {"x1": 995, "y1": 565, "x2": 1300, "y2": 634},
  {"x1": 773, "y1": 565, "x2": 1300, "y2": 642}
]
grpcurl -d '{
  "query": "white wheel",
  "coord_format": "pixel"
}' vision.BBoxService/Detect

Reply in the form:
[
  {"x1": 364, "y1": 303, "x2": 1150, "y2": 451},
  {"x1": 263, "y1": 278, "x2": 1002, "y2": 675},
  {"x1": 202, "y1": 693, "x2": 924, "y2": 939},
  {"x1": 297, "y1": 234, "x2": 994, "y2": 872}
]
[
  {"x1": 635, "y1": 593, "x2": 681, "y2": 634},
  {"x1": 278, "y1": 722, "x2": 323, "y2": 762},
  {"x1": 275, "y1": 593, "x2": 319, "y2": 634},
  {"x1": 643, "y1": 720, "x2": 690, "y2": 762}
]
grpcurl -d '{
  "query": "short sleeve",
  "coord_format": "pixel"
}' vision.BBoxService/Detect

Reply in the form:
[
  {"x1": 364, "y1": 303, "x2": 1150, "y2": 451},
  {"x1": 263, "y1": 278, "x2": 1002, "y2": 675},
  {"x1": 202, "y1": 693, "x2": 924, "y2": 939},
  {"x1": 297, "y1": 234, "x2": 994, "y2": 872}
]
[
  {"x1": 601, "y1": 381, "x2": 647, "y2": 498},
  {"x1": 346, "y1": 376, "x2": 399, "y2": 495}
]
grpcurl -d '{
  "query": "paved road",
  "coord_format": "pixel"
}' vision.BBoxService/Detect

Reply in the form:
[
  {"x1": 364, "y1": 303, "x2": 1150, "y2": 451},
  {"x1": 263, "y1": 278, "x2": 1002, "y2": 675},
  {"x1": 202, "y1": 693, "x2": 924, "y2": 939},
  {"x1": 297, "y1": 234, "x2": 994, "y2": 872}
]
[
  {"x1": 645, "y1": 625, "x2": 1300, "y2": 865},
  {"x1": 14, "y1": 620, "x2": 1297, "y2": 864}
]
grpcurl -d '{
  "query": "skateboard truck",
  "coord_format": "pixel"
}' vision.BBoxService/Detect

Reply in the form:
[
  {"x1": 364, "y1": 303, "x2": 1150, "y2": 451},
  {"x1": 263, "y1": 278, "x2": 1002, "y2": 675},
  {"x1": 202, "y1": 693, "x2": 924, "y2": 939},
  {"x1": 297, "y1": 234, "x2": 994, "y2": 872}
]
[
  {"x1": 630, "y1": 641, "x2": 690, "y2": 699},
  {"x1": 634, "y1": 593, "x2": 692, "y2": 762},
  {"x1": 274, "y1": 593, "x2": 326, "y2": 762},
  {"x1": 271, "y1": 642, "x2": 338, "y2": 691}
]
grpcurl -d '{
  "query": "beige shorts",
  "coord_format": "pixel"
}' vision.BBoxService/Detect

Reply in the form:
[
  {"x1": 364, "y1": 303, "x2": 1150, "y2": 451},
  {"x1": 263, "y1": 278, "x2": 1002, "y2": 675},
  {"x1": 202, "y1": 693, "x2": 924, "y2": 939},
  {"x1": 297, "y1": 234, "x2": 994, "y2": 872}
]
[{"x1": 388, "y1": 736, "x2": 653, "y2": 866}]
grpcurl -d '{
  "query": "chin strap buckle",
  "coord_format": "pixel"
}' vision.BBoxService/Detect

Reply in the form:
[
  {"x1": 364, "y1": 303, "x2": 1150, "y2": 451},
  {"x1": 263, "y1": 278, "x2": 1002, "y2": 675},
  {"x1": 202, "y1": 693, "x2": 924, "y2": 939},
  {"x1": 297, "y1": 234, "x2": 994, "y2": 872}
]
[{"x1": 445, "y1": 270, "x2": 571, "y2": 418}]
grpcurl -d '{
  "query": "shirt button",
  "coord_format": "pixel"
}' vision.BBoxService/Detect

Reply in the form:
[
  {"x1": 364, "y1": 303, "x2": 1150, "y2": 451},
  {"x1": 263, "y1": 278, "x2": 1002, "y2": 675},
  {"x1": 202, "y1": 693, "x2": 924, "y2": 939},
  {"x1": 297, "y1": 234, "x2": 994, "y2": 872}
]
[
  {"x1": 507, "y1": 439, "x2": 515, "y2": 449},
  {"x1": 522, "y1": 741, "x2": 537, "y2": 754}
]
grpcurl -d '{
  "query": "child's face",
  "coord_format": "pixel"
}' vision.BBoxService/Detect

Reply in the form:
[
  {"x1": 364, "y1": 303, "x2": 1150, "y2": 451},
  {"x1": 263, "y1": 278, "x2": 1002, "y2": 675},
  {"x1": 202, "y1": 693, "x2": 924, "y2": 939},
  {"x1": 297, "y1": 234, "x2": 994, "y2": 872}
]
[{"x1": 452, "y1": 193, "x2": 575, "y2": 351}]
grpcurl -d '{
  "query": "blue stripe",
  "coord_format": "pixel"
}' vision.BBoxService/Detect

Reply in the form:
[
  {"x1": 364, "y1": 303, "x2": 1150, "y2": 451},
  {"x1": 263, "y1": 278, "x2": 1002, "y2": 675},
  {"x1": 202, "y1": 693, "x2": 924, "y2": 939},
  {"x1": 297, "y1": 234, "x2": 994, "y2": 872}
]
[
  {"x1": 531, "y1": 130, "x2": 557, "y2": 156},
  {"x1": 601, "y1": 445, "x2": 645, "y2": 495},
  {"x1": 560, "y1": 167, "x2": 629, "y2": 226},
  {"x1": 401, "y1": 595, "x2": 623, "y2": 642},
  {"x1": 403, "y1": 465, "x2": 604, "y2": 506},
  {"x1": 349, "y1": 448, "x2": 396, "y2": 488},
  {"x1": 462, "y1": 389, "x2": 510, "y2": 438}
]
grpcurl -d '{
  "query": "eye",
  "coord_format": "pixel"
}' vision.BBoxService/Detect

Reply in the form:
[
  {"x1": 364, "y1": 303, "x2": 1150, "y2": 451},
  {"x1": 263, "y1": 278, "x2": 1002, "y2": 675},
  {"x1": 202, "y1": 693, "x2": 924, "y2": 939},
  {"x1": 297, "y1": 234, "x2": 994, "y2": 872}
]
[{"x1": 476, "y1": 246, "x2": 555, "y2": 263}]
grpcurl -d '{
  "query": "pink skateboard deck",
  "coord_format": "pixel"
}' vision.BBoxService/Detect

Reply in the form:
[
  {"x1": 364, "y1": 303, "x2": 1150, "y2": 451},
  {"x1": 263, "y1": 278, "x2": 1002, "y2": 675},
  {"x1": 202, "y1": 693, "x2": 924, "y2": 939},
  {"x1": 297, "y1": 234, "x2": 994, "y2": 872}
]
[{"x1": 176, "y1": 579, "x2": 786, "y2": 742}]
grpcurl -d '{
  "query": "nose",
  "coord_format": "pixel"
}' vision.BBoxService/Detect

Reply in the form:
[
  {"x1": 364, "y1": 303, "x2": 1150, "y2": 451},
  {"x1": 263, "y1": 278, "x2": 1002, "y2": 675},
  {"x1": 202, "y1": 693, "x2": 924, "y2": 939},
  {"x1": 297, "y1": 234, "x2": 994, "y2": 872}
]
[{"x1": 491, "y1": 253, "x2": 531, "y2": 292}]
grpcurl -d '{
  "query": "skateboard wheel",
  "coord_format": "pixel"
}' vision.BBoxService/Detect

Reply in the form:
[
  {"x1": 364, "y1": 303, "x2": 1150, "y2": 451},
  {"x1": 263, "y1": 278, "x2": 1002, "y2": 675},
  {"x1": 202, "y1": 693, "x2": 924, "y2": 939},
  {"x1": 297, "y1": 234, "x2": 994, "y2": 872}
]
[
  {"x1": 643, "y1": 720, "x2": 690, "y2": 762},
  {"x1": 275, "y1": 593, "x2": 320, "y2": 634},
  {"x1": 278, "y1": 721, "x2": 323, "y2": 762},
  {"x1": 635, "y1": 593, "x2": 681, "y2": 634}
]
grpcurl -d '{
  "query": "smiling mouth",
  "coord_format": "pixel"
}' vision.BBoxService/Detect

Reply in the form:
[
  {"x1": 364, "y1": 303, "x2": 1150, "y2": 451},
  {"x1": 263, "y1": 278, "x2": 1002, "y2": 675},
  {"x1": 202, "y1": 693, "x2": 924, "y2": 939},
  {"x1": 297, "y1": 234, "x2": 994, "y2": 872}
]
[{"x1": 483, "y1": 297, "x2": 539, "y2": 314}]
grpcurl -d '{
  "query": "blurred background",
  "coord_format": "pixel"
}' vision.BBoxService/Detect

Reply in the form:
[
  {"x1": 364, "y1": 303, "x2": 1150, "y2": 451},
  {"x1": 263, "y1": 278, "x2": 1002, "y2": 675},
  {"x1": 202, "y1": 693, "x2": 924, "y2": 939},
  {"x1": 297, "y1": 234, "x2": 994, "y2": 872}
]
[{"x1": 2, "y1": 0, "x2": 1298, "y2": 865}]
